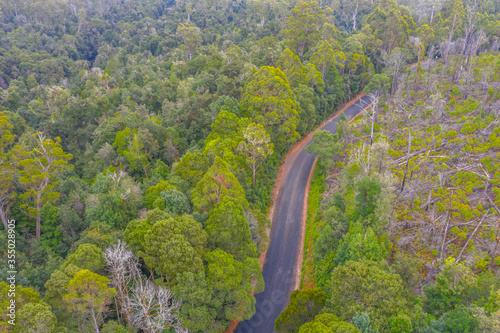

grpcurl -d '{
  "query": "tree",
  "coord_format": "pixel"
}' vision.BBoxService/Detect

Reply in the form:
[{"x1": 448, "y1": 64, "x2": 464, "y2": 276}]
[
  {"x1": 275, "y1": 289, "x2": 326, "y2": 333},
  {"x1": 338, "y1": 0, "x2": 371, "y2": 32},
  {"x1": 384, "y1": 47, "x2": 412, "y2": 95},
  {"x1": 324, "y1": 260, "x2": 411, "y2": 332},
  {"x1": 241, "y1": 66, "x2": 300, "y2": 151},
  {"x1": 85, "y1": 171, "x2": 142, "y2": 230},
  {"x1": 104, "y1": 241, "x2": 139, "y2": 325},
  {"x1": 17, "y1": 132, "x2": 72, "y2": 240},
  {"x1": 205, "y1": 249, "x2": 262, "y2": 322},
  {"x1": 238, "y1": 122, "x2": 274, "y2": 185},
  {"x1": 61, "y1": 243, "x2": 106, "y2": 274},
  {"x1": 366, "y1": 0, "x2": 412, "y2": 53},
  {"x1": 173, "y1": 151, "x2": 210, "y2": 187},
  {"x1": 104, "y1": 241, "x2": 184, "y2": 331},
  {"x1": 143, "y1": 216, "x2": 207, "y2": 285},
  {"x1": 442, "y1": 306, "x2": 478, "y2": 333},
  {"x1": 63, "y1": 269, "x2": 117, "y2": 333},
  {"x1": 277, "y1": 48, "x2": 308, "y2": 88},
  {"x1": 423, "y1": 259, "x2": 477, "y2": 317},
  {"x1": 310, "y1": 40, "x2": 345, "y2": 80},
  {"x1": 441, "y1": 0, "x2": 465, "y2": 62},
  {"x1": 205, "y1": 196, "x2": 257, "y2": 261},
  {"x1": 191, "y1": 157, "x2": 248, "y2": 213},
  {"x1": 353, "y1": 177, "x2": 382, "y2": 223},
  {"x1": 160, "y1": 190, "x2": 191, "y2": 215},
  {"x1": 305, "y1": 130, "x2": 341, "y2": 169},
  {"x1": 352, "y1": 312, "x2": 380, "y2": 333},
  {"x1": 335, "y1": 222, "x2": 388, "y2": 266},
  {"x1": 177, "y1": 23, "x2": 202, "y2": 60},
  {"x1": 281, "y1": 1, "x2": 333, "y2": 57},
  {"x1": 128, "y1": 280, "x2": 183, "y2": 333},
  {"x1": 298, "y1": 313, "x2": 361, "y2": 333},
  {"x1": 144, "y1": 180, "x2": 177, "y2": 209},
  {"x1": 14, "y1": 301, "x2": 58, "y2": 333},
  {"x1": 363, "y1": 74, "x2": 391, "y2": 95},
  {"x1": 172, "y1": 270, "x2": 219, "y2": 332},
  {"x1": 113, "y1": 127, "x2": 150, "y2": 177},
  {"x1": 0, "y1": 282, "x2": 40, "y2": 332},
  {"x1": 0, "y1": 112, "x2": 15, "y2": 230}
]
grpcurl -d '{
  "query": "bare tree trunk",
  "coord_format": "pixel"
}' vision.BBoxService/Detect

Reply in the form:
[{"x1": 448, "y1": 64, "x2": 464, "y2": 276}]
[
  {"x1": 252, "y1": 163, "x2": 256, "y2": 186},
  {"x1": 36, "y1": 192, "x2": 42, "y2": 240},
  {"x1": 401, "y1": 116, "x2": 412, "y2": 192},
  {"x1": 439, "y1": 213, "x2": 449, "y2": 261},
  {"x1": 91, "y1": 307, "x2": 100, "y2": 333},
  {"x1": 456, "y1": 211, "x2": 489, "y2": 263},
  {"x1": 444, "y1": 13, "x2": 458, "y2": 64},
  {"x1": 0, "y1": 206, "x2": 7, "y2": 230},
  {"x1": 352, "y1": 1, "x2": 359, "y2": 31}
]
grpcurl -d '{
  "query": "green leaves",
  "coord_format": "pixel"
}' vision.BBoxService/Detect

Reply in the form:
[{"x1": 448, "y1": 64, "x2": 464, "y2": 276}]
[
  {"x1": 275, "y1": 289, "x2": 326, "y2": 333},
  {"x1": 298, "y1": 313, "x2": 361, "y2": 333},
  {"x1": 281, "y1": 1, "x2": 333, "y2": 57},
  {"x1": 238, "y1": 122, "x2": 274, "y2": 185},
  {"x1": 364, "y1": 74, "x2": 391, "y2": 95},
  {"x1": 305, "y1": 130, "x2": 341, "y2": 169},
  {"x1": 191, "y1": 157, "x2": 248, "y2": 213},
  {"x1": 205, "y1": 196, "x2": 257, "y2": 261},
  {"x1": 177, "y1": 23, "x2": 203, "y2": 60},
  {"x1": 310, "y1": 40, "x2": 345, "y2": 80},
  {"x1": 325, "y1": 260, "x2": 411, "y2": 332},
  {"x1": 242, "y1": 66, "x2": 300, "y2": 152},
  {"x1": 17, "y1": 132, "x2": 72, "y2": 239},
  {"x1": 63, "y1": 269, "x2": 116, "y2": 332},
  {"x1": 335, "y1": 222, "x2": 388, "y2": 266},
  {"x1": 143, "y1": 215, "x2": 207, "y2": 285}
]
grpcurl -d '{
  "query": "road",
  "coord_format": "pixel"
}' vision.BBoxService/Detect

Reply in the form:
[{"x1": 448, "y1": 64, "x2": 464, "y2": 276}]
[{"x1": 235, "y1": 95, "x2": 374, "y2": 333}]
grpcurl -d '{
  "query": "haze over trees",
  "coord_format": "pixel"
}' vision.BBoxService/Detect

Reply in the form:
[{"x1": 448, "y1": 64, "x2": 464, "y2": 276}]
[{"x1": 0, "y1": 0, "x2": 499, "y2": 332}]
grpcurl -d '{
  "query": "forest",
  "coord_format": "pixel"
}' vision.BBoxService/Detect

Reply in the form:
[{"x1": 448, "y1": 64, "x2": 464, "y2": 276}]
[{"x1": 0, "y1": 0, "x2": 499, "y2": 332}]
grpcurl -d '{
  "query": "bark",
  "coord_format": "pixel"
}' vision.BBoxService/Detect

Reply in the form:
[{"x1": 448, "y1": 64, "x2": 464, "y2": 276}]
[
  {"x1": 401, "y1": 117, "x2": 412, "y2": 192},
  {"x1": 456, "y1": 211, "x2": 489, "y2": 263},
  {"x1": 0, "y1": 206, "x2": 7, "y2": 230},
  {"x1": 91, "y1": 307, "x2": 100, "y2": 333},
  {"x1": 352, "y1": 1, "x2": 359, "y2": 31}
]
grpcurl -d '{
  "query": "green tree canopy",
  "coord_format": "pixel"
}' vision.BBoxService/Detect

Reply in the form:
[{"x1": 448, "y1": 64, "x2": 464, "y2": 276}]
[
  {"x1": 241, "y1": 66, "x2": 300, "y2": 152},
  {"x1": 205, "y1": 195, "x2": 257, "y2": 261},
  {"x1": 324, "y1": 260, "x2": 411, "y2": 332},
  {"x1": 275, "y1": 289, "x2": 326, "y2": 333},
  {"x1": 191, "y1": 157, "x2": 248, "y2": 213}
]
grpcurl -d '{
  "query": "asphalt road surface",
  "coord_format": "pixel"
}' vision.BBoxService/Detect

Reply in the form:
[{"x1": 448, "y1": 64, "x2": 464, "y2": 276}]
[{"x1": 235, "y1": 95, "x2": 374, "y2": 333}]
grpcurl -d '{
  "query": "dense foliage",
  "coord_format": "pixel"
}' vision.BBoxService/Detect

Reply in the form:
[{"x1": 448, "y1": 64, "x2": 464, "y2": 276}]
[{"x1": 0, "y1": 0, "x2": 499, "y2": 332}]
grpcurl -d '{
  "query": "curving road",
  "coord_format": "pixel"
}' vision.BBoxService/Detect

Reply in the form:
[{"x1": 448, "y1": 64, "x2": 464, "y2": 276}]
[{"x1": 235, "y1": 95, "x2": 374, "y2": 333}]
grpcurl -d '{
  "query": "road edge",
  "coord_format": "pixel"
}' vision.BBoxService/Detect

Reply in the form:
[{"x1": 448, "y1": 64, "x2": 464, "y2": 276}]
[
  {"x1": 225, "y1": 93, "x2": 367, "y2": 333},
  {"x1": 294, "y1": 156, "x2": 317, "y2": 291}
]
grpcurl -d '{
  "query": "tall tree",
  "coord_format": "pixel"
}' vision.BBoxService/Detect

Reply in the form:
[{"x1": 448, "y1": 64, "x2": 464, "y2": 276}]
[
  {"x1": 17, "y1": 132, "x2": 72, "y2": 240},
  {"x1": 63, "y1": 269, "x2": 117, "y2": 333},
  {"x1": 238, "y1": 122, "x2": 274, "y2": 185},
  {"x1": 310, "y1": 40, "x2": 345, "y2": 80},
  {"x1": 305, "y1": 130, "x2": 341, "y2": 169},
  {"x1": 0, "y1": 112, "x2": 15, "y2": 230},
  {"x1": 177, "y1": 23, "x2": 203, "y2": 61},
  {"x1": 242, "y1": 66, "x2": 300, "y2": 151},
  {"x1": 281, "y1": 1, "x2": 333, "y2": 57},
  {"x1": 143, "y1": 215, "x2": 207, "y2": 285},
  {"x1": 204, "y1": 196, "x2": 257, "y2": 260},
  {"x1": 324, "y1": 260, "x2": 411, "y2": 332},
  {"x1": 275, "y1": 289, "x2": 326, "y2": 333},
  {"x1": 14, "y1": 301, "x2": 58, "y2": 333},
  {"x1": 191, "y1": 157, "x2": 248, "y2": 213}
]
